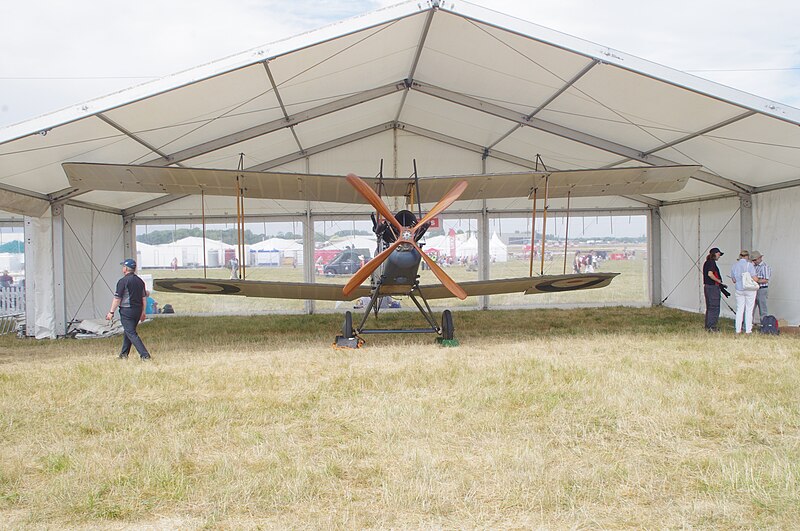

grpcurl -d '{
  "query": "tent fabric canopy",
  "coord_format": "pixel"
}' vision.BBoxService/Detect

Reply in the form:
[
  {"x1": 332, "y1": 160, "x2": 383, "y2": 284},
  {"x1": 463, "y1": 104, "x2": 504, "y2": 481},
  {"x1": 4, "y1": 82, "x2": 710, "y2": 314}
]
[{"x1": 2, "y1": 0, "x2": 799, "y2": 219}]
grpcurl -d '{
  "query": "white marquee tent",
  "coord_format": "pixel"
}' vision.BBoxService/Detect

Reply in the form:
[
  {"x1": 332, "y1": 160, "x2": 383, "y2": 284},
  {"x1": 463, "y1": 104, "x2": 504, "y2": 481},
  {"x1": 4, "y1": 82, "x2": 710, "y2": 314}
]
[{"x1": 1, "y1": 0, "x2": 799, "y2": 337}]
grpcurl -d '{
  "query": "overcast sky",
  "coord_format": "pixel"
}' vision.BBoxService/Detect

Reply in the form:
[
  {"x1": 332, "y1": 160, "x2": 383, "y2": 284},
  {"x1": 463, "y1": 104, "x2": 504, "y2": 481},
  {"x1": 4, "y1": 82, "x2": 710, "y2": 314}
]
[{"x1": 1, "y1": 0, "x2": 798, "y2": 129}]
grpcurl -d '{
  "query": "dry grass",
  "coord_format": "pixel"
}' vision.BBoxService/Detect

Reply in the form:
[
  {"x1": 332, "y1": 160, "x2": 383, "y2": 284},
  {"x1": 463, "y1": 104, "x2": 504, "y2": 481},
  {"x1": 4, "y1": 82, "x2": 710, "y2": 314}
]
[{"x1": 1, "y1": 307, "x2": 799, "y2": 529}]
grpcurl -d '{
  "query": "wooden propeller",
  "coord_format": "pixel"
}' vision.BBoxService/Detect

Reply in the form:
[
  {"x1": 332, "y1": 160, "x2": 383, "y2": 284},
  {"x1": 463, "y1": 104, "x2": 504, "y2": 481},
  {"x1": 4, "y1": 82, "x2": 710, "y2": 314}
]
[{"x1": 342, "y1": 173, "x2": 468, "y2": 300}]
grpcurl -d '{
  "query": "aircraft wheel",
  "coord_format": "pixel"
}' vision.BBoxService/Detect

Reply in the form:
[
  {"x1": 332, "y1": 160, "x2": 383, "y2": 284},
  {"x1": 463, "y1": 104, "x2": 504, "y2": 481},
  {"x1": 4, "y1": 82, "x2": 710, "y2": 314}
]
[
  {"x1": 441, "y1": 309, "x2": 454, "y2": 340},
  {"x1": 343, "y1": 311, "x2": 354, "y2": 338}
]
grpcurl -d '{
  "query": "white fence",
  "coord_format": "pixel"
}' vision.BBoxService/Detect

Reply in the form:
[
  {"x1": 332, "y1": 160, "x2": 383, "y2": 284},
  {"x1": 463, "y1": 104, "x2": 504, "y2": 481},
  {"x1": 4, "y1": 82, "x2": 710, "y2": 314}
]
[
  {"x1": 0, "y1": 286, "x2": 24, "y2": 335},
  {"x1": 1, "y1": 285, "x2": 25, "y2": 315}
]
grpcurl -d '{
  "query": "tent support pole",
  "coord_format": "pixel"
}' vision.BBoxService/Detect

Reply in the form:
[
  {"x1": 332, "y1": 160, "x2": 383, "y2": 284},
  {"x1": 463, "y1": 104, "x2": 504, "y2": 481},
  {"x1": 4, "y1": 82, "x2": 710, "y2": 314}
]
[
  {"x1": 563, "y1": 191, "x2": 571, "y2": 274},
  {"x1": 529, "y1": 188, "x2": 537, "y2": 277},
  {"x1": 201, "y1": 191, "x2": 207, "y2": 279}
]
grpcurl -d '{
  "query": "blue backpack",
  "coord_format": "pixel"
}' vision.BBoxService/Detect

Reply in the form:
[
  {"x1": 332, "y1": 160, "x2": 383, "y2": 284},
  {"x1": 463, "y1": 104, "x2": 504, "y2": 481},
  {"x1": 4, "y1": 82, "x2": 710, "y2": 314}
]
[{"x1": 760, "y1": 315, "x2": 779, "y2": 335}]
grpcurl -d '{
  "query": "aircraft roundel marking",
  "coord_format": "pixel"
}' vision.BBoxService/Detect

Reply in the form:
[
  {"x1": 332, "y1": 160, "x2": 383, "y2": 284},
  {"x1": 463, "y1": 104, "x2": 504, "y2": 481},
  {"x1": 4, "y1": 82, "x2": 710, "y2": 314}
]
[
  {"x1": 535, "y1": 274, "x2": 609, "y2": 292},
  {"x1": 157, "y1": 280, "x2": 241, "y2": 295}
]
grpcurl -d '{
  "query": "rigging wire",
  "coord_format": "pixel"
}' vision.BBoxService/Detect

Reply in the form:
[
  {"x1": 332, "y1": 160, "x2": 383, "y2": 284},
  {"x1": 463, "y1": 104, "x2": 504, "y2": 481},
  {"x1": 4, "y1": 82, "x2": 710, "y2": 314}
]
[
  {"x1": 63, "y1": 215, "x2": 125, "y2": 324},
  {"x1": 657, "y1": 205, "x2": 740, "y2": 305}
]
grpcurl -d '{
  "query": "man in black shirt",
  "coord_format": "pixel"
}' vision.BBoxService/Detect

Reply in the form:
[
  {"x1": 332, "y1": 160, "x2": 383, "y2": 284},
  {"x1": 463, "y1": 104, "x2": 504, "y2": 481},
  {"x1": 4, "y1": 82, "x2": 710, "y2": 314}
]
[
  {"x1": 702, "y1": 247, "x2": 726, "y2": 332},
  {"x1": 106, "y1": 259, "x2": 151, "y2": 360}
]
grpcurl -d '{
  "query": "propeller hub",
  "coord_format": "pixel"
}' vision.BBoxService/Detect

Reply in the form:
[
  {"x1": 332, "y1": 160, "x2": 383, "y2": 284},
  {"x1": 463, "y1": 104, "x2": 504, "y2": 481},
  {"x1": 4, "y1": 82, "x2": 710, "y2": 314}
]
[{"x1": 401, "y1": 229, "x2": 413, "y2": 240}]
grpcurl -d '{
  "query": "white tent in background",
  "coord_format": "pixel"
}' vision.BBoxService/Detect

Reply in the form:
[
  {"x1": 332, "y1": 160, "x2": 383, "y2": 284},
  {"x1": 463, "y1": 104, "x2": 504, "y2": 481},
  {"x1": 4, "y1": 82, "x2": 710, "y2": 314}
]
[
  {"x1": 490, "y1": 233, "x2": 508, "y2": 262},
  {"x1": 322, "y1": 236, "x2": 378, "y2": 254},
  {"x1": 250, "y1": 238, "x2": 303, "y2": 251},
  {"x1": 145, "y1": 237, "x2": 236, "y2": 268},
  {"x1": 459, "y1": 234, "x2": 478, "y2": 259},
  {"x1": 249, "y1": 238, "x2": 304, "y2": 266}
]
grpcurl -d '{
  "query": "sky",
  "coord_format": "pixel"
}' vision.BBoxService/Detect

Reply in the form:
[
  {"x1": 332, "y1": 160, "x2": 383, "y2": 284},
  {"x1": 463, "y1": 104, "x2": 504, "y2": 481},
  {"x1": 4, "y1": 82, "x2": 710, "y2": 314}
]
[
  {"x1": 1, "y1": 0, "x2": 799, "y2": 239},
  {"x1": 2, "y1": 0, "x2": 799, "y2": 128}
]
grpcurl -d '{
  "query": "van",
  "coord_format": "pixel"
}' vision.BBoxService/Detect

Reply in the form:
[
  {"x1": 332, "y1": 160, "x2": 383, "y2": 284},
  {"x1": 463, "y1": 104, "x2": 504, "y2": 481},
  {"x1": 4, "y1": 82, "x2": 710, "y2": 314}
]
[{"x1": 323, "y1": 248, "x2": 371, "y2": 275}]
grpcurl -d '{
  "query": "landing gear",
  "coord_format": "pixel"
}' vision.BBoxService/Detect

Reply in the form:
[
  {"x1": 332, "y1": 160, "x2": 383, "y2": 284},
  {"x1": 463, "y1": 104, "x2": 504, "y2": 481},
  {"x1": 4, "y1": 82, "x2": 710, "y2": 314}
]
[
  {"x1": 343, "y1": 311, "x2": 354, "y2": 338},
  {"x1": 334, "y1": 311, "x2": 361, "y2": 349},
  {"x1": 441, "y1": 309, "x2": 454, "y2": 340}
]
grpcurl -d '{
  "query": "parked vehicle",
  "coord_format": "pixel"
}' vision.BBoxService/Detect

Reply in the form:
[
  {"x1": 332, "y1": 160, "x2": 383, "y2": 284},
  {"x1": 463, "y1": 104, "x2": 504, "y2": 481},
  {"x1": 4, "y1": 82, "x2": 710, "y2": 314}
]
[{"x1": 323, "y1": 248, "x2": 371, "y2": 275}]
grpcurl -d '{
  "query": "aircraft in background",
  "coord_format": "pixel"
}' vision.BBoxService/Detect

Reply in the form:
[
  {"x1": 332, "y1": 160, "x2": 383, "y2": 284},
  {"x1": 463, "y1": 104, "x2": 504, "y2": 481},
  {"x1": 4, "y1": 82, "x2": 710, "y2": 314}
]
[{"x1": 62, "y1": 161, "x2": 699, "y2": 346}]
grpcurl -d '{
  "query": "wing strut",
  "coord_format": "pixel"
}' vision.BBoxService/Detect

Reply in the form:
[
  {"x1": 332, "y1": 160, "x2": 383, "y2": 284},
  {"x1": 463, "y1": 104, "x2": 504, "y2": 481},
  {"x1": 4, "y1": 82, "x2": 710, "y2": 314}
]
[
  {"x1": 236, "y1": 154, "x2": 246, "y2": 280},
  {"x1": 529, "y1": 186, "x2": 537, "y2": 277},
  {"x1": 537, "y1": 155, "x2": 550, "y2": 276}
]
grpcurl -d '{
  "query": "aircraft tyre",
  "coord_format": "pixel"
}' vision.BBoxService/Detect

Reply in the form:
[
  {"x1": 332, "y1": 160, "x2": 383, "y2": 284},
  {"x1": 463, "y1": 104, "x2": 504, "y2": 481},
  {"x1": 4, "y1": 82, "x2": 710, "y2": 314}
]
[
  {"x1": 441, "y1": 309, "x2": 454, "y2": 340},
  {"x1": 343, "y1": 311, "x2": 354, "y2": 338}
]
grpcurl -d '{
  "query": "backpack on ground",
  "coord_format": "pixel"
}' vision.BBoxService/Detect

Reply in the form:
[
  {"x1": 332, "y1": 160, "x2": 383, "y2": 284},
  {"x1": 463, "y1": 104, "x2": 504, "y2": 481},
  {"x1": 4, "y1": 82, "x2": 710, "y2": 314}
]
[{"x1": 760, "y1": 315, "x2": 779, "y2": 335}]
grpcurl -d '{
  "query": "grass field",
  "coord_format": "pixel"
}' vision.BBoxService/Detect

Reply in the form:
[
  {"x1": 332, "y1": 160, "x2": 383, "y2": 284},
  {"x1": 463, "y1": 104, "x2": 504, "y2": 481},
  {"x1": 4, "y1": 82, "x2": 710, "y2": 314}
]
[{"x1": 1, "y1": 307, "x2": 799, "y2": 528}]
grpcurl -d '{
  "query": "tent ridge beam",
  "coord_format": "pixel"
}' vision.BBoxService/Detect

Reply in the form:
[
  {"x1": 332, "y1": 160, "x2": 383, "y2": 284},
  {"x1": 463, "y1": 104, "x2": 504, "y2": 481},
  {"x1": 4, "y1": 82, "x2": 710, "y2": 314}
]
[
  {"x1": 488, "y1": 58, "x2": 599, "y2": 150},
  {"x1": 410, "y1": 80, "x2": 663, "y2": 163},
  {"x1": 122, "y1": 194, "x2": 191, "y2": 217},
  {"x1": 262, "y1": 62, "x2": 305, "y2": 153},
  {"x1": 660, "y1": 192, "x2": 738, "y2": 206},
  {"x1": 753, "y1": 177, "x2": 800, "y2": 194},
  {"x1": 399, "y1": 122, "x2": 546, "y2": 170},
  {"x1": 410, "y1": 80, "x2": 752, "y2": 194},
  {"x1": 248, "y1": 122, "x2": 396, "y2": 171},
  {"x1": 96, "y1": 113, "x2": 181, "y2": 166},
  {"x1": 0, "y1": 182, "x2": 49, "y2": 201},
  {"x1": 621, "y1": 194, "x2": 662, "y2": 207},
  {"x1": 63, "y1": 199, "x2": 123, "y2": 215},
  {"x1": 640, "y1": 110, "x2": 756, "y2": 157},
  {"x1": 49, "y1": 187, "x2": 89, "y2": 202},
  {"x1": 393, "y1": 7, "x2": 436, "y2": 123},
  {"x1": 142, "y1": 81, "x2": 406, "y2": 167}
]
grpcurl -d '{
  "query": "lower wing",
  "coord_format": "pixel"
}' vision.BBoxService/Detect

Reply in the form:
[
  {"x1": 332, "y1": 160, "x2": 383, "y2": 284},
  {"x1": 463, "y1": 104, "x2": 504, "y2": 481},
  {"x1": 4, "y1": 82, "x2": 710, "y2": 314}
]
[
  {"x1": 154, "y1": 272, "x2": 617, "y2": 301},
  {"x1": 417, "y1": 272, "x2": 619, "y2": 299},
  {"x1": 154, "y1": 279, "x2": 370, "y2": 301}
]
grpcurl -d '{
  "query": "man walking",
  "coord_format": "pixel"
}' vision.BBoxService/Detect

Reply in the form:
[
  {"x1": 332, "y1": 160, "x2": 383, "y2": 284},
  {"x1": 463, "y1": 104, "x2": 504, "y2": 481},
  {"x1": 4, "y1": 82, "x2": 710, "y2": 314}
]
[
  {"x1": 106, "y1": 259, "x2": 151, "y2": 360},
  {"x1": 751, "y1": 250, "x2": 771, "y2": 324}
]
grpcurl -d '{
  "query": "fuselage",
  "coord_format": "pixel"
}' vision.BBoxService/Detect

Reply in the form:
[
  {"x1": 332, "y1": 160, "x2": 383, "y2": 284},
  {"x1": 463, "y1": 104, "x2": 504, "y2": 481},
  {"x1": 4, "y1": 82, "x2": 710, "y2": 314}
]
[{"x1": 372, "y1": 209, "x2": 426, "y2": 293}]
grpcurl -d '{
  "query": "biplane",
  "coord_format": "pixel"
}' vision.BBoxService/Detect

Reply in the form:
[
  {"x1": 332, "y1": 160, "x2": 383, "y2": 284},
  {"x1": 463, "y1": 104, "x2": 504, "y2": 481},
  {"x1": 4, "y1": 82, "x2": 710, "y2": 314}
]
[{"x1": 62, "y1": 161, "x2": 699, "y2": 346}]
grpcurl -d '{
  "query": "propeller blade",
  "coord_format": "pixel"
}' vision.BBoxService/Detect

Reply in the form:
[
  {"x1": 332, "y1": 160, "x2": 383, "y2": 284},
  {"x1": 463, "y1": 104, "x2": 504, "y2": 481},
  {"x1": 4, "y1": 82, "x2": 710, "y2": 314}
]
[
  {"x1": 411, "y1": 241, "x2": 467, "y2": 300},
  {"x1": 416, "y1": 180, "x2": 468, "y2": 230},
  {"x1": 342, "y1": 239, "x2": 402, "y2": 296},
  {"x1": 346, "y1": 173, "x2": 403, "y2": 234}
]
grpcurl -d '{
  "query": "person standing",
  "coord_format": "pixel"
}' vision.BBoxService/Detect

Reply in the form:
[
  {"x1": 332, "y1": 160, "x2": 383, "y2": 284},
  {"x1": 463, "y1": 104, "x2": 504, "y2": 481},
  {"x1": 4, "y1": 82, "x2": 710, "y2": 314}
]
[
  {"x1": 106, "y1": 259, "x2": 151, "y2": 360},
  {"x1": 729, "y1": 250, "x2": 759, "y2": 335},
  {"x1": 751, "y1": 250, "x2": 771, "y2": 324},
  {"x1": 702, "y1": 247, "x2": 725, "y2": 332},
  {"x1": 230, "y1": 256, "x2": 239, "y2": 280}
]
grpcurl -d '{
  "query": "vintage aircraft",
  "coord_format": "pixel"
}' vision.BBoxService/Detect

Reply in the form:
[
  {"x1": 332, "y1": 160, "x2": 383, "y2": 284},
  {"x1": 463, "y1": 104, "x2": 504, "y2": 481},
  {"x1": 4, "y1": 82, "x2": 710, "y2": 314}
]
[{"x1": 62, "y1": 161, "x2": 699, "y2": 346}]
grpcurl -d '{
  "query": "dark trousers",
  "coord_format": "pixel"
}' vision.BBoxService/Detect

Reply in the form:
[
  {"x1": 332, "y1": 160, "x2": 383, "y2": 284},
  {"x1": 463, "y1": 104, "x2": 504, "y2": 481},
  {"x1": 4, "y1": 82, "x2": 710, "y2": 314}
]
[
  {"x1": 119, "y1": 308, "x2": 150, "y2": 358},
  {"x1": 704, "y1": 284, "x2": 721, "y2": 329}
]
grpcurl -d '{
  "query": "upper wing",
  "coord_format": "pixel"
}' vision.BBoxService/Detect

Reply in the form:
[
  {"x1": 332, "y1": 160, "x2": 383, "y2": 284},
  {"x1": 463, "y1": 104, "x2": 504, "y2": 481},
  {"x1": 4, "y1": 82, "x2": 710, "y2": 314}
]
[
  {"x1": 417, "y1": 272, "x2": 619, "y2": 299},
  {"x1": 62, "y1": 162, "x2": 698, "y2": 202},
  {"x1": 154, "y1": 278, "x2": 370, "y2": 301},
  {"x1": 414, "y1": 166, "x2": 699, "y2": 202}
]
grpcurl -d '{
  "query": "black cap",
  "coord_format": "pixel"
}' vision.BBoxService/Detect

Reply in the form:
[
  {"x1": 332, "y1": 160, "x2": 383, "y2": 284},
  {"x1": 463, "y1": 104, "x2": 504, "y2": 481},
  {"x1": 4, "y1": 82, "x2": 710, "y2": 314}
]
[
  {"x1": 121, "y1": 258, "x2": 137, "y2": 269},
  {"x1": 709, "y1": 247, "x2": 723, "y2": 256}
]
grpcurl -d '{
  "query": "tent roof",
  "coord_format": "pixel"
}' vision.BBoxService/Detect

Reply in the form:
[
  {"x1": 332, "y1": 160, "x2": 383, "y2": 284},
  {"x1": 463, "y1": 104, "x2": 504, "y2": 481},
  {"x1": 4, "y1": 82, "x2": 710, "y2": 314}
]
[{"x1": 2, "y1": 0, "x2": 799, "y2": 220}]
